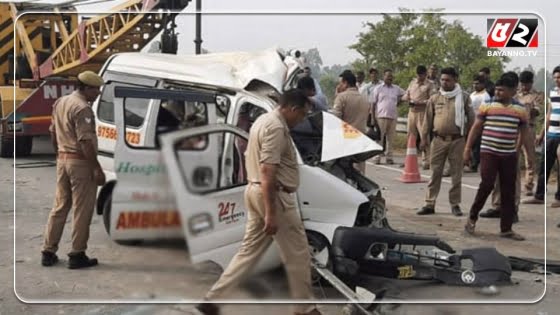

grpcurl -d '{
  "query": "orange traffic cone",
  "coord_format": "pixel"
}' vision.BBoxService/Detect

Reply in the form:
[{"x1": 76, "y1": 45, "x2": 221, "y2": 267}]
[{"x1": 399, "y1": 134, "x2": 425, "y2": 183}]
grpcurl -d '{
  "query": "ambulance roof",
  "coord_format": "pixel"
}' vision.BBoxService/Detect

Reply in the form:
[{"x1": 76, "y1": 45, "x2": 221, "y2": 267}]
[{"x1": 105, "y1": 48, "x2": 294, "y2": 93}]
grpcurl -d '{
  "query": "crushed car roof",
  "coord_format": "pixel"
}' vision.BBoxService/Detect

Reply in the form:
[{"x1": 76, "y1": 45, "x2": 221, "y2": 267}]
[{"x1": 106, "y1": 48, "x2": 290, "y2": 92}]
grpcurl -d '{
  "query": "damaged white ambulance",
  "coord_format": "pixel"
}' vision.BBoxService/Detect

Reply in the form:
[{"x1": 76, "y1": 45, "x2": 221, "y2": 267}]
[
  {"x1": 93, "y1": 47, "x2": 383, "y2": 262},
  {"x1": 92, "y1": 49, "x2": 477, "y2": 304}
]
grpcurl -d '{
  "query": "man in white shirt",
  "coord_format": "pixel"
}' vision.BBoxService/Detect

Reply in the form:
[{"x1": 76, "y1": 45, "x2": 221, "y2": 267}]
[
  {"x1": 470, "y1": 75, "x2": 491, "y2": 113},
  {"x1": 356, "y1": 71, "x2": 365, "y2": 91},
  {"x1": 371, "y1": 69, "x2": 406, "y2": 164},
  {"x1": 468, "y1": 74, "x2": 491, "y2": 172},
  {"x1": 427, "y1": 63, "x2": 440, "y2": 92},
  {"x1": 359, "y1": 67, "x2": 383, "y2": 101}
]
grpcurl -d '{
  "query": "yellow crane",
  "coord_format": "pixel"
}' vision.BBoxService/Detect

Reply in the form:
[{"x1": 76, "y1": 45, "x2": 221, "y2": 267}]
[{"x1": 0, "y1": 0, "x2": 189, "y2": 157}]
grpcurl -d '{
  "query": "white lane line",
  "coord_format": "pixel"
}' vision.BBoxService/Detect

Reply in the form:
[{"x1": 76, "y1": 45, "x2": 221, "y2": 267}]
[{"x1": 366, "y1": 162, "x2": 479, "y2": 190}]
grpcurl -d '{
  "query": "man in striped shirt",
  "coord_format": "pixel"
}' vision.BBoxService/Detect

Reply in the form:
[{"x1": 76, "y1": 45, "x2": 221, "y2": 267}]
[
  {"x1": 523, "y1": 66, "x2": 560, "y2": 210},
  {"x1": 464, "y1": 76, "x2": 531, "y2": 241}
]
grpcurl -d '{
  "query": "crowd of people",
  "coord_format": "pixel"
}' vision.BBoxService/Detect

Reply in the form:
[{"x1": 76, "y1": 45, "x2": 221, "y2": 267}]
[
  {"x1": 300, "y1": 63, "x2": 559, "y2": 242},
  {"x1": 39, "y1": 62, "x2": 557, "y2": 314}
]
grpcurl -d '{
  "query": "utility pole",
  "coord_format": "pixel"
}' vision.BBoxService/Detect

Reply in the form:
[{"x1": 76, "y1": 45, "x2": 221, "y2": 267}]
[{"x1": 194, "y1": 0, "x2": 202, "y2": 54}]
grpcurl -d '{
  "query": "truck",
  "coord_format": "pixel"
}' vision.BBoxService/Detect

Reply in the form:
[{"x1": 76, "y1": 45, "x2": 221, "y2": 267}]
[{"x1": 0, "y1": 0, "x2": 189, "y2": 157}]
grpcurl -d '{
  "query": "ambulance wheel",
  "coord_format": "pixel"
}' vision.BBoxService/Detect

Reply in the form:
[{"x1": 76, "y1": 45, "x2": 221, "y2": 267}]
[
  {"x1": 307, "y1": 231, "x2": 333, "y2": 287},
  {"x1": 0, "y1": 136, "x2": 13, "y2": 158},
  {"x1": 15, "y1": 136, "x2": 33, "y2": 157},
  {"x1": 102, "y1": 192, "x2": 141, "y2": 246}
]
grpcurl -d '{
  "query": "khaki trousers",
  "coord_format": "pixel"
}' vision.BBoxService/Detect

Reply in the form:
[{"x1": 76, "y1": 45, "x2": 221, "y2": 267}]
[
  {"x1": 407, "y1": 110, "x2": 430, "y2": 165},
  {"x1": 520, "y1": 126, "x2": 536, "y2": 192},
  {"x1": 425, "y1": 137, "x2": 465, "y2": 208},
  {"x1": 206, "y1": 184, "x2": 314, "y2": 313},
  {"x1": 43, "y1": 158, "x2": 97, "y2": 254},
  {"x1": 492, "y1": 158, "x2": 521, "y2": 208},
  {"x1": 374, "y1": 118, "x2": 396, "y2": 161}
]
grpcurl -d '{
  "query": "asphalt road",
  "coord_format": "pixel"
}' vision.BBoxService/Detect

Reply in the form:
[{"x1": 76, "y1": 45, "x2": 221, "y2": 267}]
[{"x1": 1, "y1": 136, "x2": 558, "y2": 315}]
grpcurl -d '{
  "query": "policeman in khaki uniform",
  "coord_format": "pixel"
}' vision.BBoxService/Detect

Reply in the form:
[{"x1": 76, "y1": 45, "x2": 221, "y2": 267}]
[
  {"x1": 41, "y1": 71, "x2": 106, "y2": 269},
  {"x1": 427, "y1": 63, "x2": 452, "y2": 176},
  {"x1": 418, "y1": 67, "x2": 474, "y2": 216},
  {"x1": 197, "y1": 90, "x2": 321, "y2": 315},
  {"x1": 402, "y1": 65, "x2": 435, "y2": 170},
  {"x1": 332, "y1": 71, "x2": 370, "y2": 173},
  {"x1": 333, "y1": 71, "x2": 370, "y2": 134},
  {"x1": 516, "y1": 71, "x2": 544, "y2": 195},
  {"x1": 427, "y1": 63, "x2": 440, "y2": 92}
]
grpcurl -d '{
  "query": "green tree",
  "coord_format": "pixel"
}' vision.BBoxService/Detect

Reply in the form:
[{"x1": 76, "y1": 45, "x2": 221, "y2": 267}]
[
  {"x1": 319, "y1": 75, "x2": 338, "y2": 107},
  {"x1": 532, "y1": 67, "x2": 552, "y2": 93},
  {"x1": 351, "y1": 59, "x2": 370, "y2": 74},
  {"x1": 444, "y1": 21, "x2": 505, "y2": 86},
  {"x1": 322, "y1": 64, "x2": 351, "y2": 78},
  {"x1": 319, "y1": 64, "x2": 352, "y2": 105},
  {"x1": 394, "y1": 11, "x2": 447, "y2": 84},
  {"x1": 350, "y1": 10, "x2": 510, "y2": 96},
  {"x1": 351, "y1": 12, "x2": 417, "y2": 76}
]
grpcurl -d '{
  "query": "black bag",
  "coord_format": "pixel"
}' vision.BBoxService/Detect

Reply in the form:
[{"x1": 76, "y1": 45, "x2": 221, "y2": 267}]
[{"x1": 366, "y1": 113, "x2": 381, "y2": 141}]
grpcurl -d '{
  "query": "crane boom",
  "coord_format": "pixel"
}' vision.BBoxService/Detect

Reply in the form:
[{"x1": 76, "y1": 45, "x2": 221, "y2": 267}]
[
  {"x1": 39, "y1": 0, "x2": 189, "y2": 78},
  {"x1": 0, "y1": 0, "x2": 190, "y2": 158}
]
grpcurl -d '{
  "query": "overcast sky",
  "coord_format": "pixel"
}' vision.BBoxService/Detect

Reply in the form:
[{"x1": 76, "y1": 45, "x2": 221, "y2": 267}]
[{"x1": 49, "y1": 0, "x2": 560, "y2": 71}]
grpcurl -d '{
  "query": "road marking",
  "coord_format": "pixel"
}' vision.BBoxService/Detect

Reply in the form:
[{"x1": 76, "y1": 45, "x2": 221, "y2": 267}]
[{"x1": 366, "y1": 162, "x2": 479, "y2": 190}]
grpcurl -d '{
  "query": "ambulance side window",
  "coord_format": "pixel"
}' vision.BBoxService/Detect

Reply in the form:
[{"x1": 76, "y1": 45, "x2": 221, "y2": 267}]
[
  {"x1": 174, "y1": 130, "x2": 248, "y2": 194},
  {"x1": 236, "y1": 103, "x2": 266, "y2": 133},
  {"x1": 98, "y1": 81, "x2": 150, "y2": 128},
  {"x1": 154, "y1": 99, "x2": 209, "y2": 148}
]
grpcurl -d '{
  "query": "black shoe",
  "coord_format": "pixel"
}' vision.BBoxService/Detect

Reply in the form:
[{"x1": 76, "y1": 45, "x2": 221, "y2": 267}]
[
  {"x1": 417, "y1": 206, "x2": 435, "y2": 215},
  {"x1": 196, "y1": 302, "x2": 220, "y2": 315},
  {"x1": 480, "y1": 208, "x2": 501, "y2": 218},
  {"x1": 68, "y1": 252, "x2": 98, "y2": 269},
  {"x1": 451, "y1": 206, "x2": 463, "y2": 217},
  {"x1": 41, "y1": 251, "x2": 58, "y2": 267}
]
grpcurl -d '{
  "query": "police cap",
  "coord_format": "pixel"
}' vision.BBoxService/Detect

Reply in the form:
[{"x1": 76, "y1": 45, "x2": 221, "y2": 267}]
[{"x1": 77, "y1": 71, "x2": 104, "y2": 87}]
